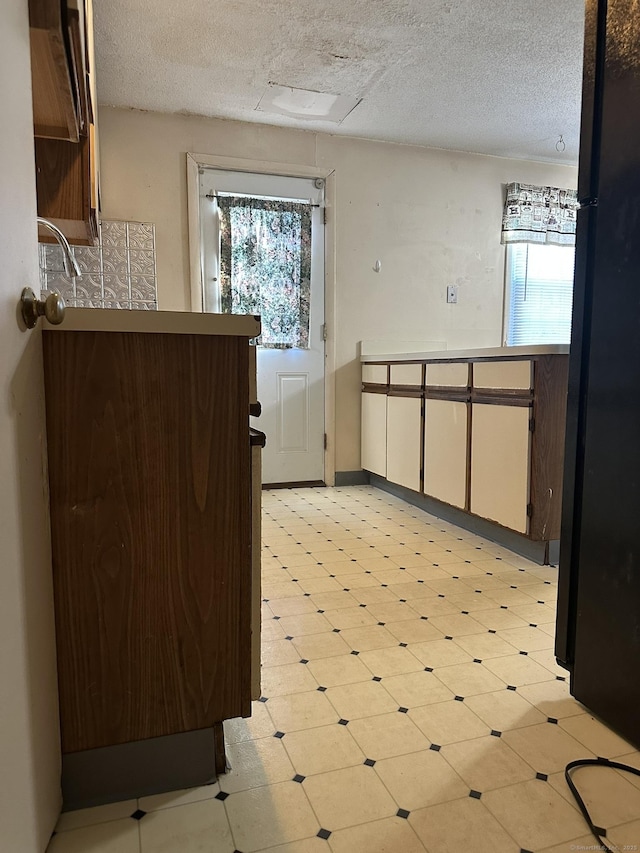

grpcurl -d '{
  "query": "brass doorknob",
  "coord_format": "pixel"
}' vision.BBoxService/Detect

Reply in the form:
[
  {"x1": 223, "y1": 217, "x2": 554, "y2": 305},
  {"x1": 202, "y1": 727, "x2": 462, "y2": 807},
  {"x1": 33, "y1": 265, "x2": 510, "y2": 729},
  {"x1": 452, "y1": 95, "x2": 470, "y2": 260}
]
[
  {"x1": 43, "y1": 290, "x2": 65, "y2": 324},
  {"x1": 20, "y1": 287, "x2": 66, "y2": 329}
]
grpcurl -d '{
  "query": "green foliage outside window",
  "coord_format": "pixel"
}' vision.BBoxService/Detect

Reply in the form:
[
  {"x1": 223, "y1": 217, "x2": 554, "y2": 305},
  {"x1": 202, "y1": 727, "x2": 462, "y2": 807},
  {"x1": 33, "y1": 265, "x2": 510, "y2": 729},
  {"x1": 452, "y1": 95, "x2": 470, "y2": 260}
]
[{"x1": 218, "y1": 196, "x2": 312, "y2": 348}]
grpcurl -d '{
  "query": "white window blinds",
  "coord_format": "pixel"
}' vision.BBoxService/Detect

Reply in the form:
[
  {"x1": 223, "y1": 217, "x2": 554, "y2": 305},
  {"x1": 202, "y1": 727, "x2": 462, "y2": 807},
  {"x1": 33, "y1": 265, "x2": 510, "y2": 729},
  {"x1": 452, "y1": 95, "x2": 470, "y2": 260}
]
[{"x1": 505, "y1": 243, "x2": 575, "y2": 346}]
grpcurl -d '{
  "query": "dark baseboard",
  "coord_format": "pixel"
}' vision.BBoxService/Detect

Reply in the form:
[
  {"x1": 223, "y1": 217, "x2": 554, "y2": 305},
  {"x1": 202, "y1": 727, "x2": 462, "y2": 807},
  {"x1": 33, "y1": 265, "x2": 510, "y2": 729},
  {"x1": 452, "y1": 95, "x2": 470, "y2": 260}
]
[
  {"x1": 334, "y1": 470, "x2": 371, "y2": 486},
  {"x1": 262, "y1": 480, "x2": 326, "y2": 489},
  {"x1": 62, "y1": 728, "x2": 217, "y2": 811},
  {"x1": 368, "y1": 473, "x2": 557, "y2": 566}
]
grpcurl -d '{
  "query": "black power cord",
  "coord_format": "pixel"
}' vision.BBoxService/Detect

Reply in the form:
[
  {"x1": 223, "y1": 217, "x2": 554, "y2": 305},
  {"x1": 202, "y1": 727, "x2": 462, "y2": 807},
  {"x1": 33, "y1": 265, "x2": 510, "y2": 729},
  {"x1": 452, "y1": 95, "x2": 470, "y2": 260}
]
[{"x1": 565, "y1": 757, "x2": 640, "y2": 851}]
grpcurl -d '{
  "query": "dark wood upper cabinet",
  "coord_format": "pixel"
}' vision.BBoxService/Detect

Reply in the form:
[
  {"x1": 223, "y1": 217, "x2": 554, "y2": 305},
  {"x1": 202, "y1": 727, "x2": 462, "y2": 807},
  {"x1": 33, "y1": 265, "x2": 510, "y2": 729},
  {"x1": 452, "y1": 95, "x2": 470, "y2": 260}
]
[
  {"x1": 29, "y1": 0, "x2": 99, "y2": 244},
  {"x1": 29, "y1": 0, "x2": 79, "y2": 141}
]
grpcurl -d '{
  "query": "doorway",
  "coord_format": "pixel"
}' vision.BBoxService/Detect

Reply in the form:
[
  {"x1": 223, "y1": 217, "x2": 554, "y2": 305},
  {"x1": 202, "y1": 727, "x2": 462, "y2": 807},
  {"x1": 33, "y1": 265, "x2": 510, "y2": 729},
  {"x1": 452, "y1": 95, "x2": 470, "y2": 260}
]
[{"x1": 199, "y1": 169, "x2": 325, "y2": 485}]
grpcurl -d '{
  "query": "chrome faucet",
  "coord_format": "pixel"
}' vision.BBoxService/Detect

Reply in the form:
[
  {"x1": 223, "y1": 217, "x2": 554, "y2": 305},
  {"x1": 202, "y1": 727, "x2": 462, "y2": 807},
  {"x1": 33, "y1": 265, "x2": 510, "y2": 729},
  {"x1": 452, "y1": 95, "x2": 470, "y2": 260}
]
[
  {"x1": 19, "y1": 217, "x2": 79, "y2": 329},
  {"x1": 37, "y1": 217, "x2": 82, "y2": 278}
]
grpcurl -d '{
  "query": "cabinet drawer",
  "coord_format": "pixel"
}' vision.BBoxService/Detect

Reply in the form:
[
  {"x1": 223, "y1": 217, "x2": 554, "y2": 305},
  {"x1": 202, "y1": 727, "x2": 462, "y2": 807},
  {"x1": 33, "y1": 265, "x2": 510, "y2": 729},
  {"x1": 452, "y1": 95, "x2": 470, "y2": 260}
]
[
  {"x1": 362, "y1": 364, "x2": 388, "y2": 384},
  {"x1": 386, "y1": 396, "x2": 421, "y2": 492},
  {"x1": 390, "y1": 363, "x2": 422, "y2": 386},
  {"x1": 426, "y1": 363, "x2": 469, "y2": 387},
  {"x1": 473, "y1": 361, "x2": 532, "y2": 390},
  {"x1": 424, "y1": 399, "x2": 467, "y2": 508},
  {"x1": 470, "y1": 403, "x2": 530, "y2": 533}
]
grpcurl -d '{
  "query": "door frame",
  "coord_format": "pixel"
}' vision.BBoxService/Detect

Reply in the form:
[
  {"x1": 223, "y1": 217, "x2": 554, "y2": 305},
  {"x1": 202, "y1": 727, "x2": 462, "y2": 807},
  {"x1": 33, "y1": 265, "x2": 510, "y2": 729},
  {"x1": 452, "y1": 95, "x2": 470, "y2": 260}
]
[{"x1": 186, "y1": 152, "x2": 337, "y2": 486}]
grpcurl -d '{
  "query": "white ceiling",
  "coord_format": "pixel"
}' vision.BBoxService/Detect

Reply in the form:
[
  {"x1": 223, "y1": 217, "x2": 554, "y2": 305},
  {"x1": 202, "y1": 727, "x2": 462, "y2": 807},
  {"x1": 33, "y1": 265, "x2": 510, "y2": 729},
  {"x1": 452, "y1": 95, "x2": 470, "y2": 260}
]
[{"x1": 94, "y1": 0, "x2": 585, "y2": 165}]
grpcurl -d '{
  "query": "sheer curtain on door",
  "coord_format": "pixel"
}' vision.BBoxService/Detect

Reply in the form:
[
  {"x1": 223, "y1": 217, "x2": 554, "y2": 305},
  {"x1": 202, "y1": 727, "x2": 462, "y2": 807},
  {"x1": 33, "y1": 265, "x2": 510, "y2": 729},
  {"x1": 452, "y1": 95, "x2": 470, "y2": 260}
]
[{"x1": 217, "y1": 195, "x2": 312, "y2": 349}]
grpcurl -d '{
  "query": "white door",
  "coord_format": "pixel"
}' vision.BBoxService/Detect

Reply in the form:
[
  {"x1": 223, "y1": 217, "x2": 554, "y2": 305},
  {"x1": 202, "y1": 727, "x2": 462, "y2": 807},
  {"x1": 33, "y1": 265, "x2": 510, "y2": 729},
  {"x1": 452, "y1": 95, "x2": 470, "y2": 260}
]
[
  {"x1": 199, "y1": 169, "x2": 325, "y2": 484},
  {"x1": 1, "y1": 0, "x2": 62, "y2": 847}
]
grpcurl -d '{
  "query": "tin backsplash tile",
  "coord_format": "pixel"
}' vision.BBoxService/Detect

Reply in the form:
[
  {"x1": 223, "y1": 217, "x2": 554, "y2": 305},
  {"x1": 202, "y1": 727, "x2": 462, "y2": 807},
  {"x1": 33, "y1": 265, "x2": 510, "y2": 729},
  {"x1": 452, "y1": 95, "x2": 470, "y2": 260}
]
[{"x1": 39, "y1": 219, "x2": 157, "y2": 310}]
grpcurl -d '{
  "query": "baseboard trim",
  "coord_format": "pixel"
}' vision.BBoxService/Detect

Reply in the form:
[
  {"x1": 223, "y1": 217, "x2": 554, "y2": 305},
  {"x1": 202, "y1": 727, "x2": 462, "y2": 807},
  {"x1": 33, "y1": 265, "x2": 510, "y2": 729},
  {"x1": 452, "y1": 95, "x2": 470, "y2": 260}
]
[
  {"x1": 262, "y1": 480, "x2": 326, "y2": 490},
  {"x1": 62, "y1": 728, "x2": 217, "y2": 811},
  {"x1": 368, "y1": 473, "x2": 557, "y2": 566},
  {"x1": 334, "y1": 470, "x2": 371, "y2": 486}
]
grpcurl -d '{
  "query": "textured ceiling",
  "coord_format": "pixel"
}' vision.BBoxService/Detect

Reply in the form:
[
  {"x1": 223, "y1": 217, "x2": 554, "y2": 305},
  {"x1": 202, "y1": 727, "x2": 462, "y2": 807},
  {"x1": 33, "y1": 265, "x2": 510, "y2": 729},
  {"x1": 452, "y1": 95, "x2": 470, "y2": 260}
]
[{"x1": 94, "y1": 0, "x2": 585, "y2": 164}]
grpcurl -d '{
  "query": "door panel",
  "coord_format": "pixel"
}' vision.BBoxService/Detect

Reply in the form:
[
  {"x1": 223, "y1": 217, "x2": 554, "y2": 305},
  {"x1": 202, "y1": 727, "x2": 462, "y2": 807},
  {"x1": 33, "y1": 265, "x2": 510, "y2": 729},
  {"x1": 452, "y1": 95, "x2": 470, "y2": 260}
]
[
  {"x1": 361, "y1": 392, "x2": 387, "y2": 477},
  {"x1": 424, "y1": 399, "x2": 467, "y2": 508},
  {"x1": 258, "y1": 347, "x2": 323, "y2": 483},
  {"x1": 278, "y1": 373, "x2": 309, "y2": 452},
  {"x1": 386, "y1": 396, "x2": 422, "y2": 492},
  {"x1": 471, "y1": 404, "x2": 530, "y2": 532}
]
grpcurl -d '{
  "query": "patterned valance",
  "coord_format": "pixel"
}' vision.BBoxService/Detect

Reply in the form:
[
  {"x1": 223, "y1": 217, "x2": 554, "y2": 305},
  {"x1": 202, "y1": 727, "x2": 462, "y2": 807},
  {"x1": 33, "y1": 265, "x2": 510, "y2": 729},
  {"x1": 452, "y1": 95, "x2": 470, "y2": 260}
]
[{"x1": 501, "y1": 182, "x2": 578, "y2": 246}]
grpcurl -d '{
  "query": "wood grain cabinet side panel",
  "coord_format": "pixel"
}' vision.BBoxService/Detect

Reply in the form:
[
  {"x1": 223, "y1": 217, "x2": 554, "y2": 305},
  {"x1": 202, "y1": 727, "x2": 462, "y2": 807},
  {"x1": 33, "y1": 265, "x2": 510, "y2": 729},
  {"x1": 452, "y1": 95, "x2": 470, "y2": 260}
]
[
  {"x1": 530, "y1": 355, "x2": 569, "y2": 541},
  {"x1": 43, "y1": 331, "x2": 251, "y2": 754}
]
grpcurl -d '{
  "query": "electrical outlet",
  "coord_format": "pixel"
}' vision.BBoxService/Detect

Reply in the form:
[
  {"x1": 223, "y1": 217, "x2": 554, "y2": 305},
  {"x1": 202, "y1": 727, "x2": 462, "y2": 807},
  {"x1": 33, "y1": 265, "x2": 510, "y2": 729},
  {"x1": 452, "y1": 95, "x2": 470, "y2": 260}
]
[{"x1": 447, "y1": 285, "x2": 458, "y2": 304}]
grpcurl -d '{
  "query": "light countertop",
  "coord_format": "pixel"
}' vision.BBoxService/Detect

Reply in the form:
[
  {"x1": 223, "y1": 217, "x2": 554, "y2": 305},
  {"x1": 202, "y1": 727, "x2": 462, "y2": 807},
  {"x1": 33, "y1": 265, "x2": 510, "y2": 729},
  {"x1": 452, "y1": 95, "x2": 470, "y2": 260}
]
[
  {"x1": 43, "y1": 308, "x2": 261, "y2": 338},
  {"x1": 361, "y1": 344, "x2": 569, "y2": 363}
]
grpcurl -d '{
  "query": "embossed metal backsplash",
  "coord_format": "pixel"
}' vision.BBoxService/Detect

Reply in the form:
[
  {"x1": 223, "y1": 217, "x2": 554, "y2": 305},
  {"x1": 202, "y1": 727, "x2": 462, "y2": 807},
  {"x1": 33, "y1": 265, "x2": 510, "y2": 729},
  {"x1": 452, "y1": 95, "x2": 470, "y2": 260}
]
[{"x1": 39, "y1": 220, "x2": 157, "y2": 310}]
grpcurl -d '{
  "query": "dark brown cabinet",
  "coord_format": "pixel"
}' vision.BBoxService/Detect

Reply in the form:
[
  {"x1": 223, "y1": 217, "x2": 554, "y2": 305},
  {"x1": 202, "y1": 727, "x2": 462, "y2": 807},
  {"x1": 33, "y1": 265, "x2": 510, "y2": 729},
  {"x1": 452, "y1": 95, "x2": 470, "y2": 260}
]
[{"x1": 42, "y1": 309, "x2": 261, "y2": 807}]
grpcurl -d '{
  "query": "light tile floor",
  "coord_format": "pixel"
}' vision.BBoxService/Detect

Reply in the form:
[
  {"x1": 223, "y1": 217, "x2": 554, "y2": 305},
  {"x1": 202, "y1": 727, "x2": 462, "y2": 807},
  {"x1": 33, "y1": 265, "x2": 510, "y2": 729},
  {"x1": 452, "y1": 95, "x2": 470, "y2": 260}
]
[{"x1": 47, "y1": 486, "x2": 640, "y2": 853}]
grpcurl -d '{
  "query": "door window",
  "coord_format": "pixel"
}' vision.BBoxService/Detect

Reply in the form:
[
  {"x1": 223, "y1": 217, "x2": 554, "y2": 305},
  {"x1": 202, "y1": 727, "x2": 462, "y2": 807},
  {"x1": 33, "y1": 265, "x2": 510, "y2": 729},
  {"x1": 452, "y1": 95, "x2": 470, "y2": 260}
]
[{"x1": 217, "y1": 195, "x2": 312, "y2": 348}]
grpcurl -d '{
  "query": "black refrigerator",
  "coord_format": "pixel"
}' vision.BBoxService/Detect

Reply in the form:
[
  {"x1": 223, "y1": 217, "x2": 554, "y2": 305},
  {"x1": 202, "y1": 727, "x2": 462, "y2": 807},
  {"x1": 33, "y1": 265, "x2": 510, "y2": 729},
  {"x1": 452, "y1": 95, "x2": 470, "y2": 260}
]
[{"x1": 556, "y1": 0, "x2": 640, "y2": 748}]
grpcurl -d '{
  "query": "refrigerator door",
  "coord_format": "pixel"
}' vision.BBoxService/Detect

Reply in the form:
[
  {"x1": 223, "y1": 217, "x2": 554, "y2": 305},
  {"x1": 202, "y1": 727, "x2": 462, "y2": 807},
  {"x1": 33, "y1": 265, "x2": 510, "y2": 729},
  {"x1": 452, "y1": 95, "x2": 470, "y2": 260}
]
[
  {"x1": 555, "y1": 0, "x2": 605, "y2": 669},
  {"x1": 557, "y1": 0, "x2": 640, "y2": 747},
  {"x1": 576, "y1": 0, "x2": 605, "y2": 205},
  {"x1": 555, "y1": 205, "x2": 596, "y2": 670}
]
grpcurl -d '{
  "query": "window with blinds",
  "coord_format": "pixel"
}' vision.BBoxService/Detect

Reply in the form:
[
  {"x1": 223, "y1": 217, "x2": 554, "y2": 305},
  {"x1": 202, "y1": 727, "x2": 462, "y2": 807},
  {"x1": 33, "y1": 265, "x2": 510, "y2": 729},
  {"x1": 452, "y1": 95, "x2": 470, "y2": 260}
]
[{"x1": 504, "y1": 243, "x2": 575, "y2": 345}]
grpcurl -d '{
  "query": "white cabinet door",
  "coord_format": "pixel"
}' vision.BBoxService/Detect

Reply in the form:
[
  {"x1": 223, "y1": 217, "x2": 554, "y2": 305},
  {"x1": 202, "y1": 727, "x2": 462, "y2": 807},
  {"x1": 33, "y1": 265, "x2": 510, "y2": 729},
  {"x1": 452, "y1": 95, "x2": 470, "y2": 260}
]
[
  {"x1": 424, "y1": 399, "x2": 467, "y2": 508},
  {"x1": 471, "y1": 404, "x2": 530, "y2": 532},
  {"x1": 386, "y1": 396, "x2": 422, "y2": 492},
  {"x1": 361, "y1": 393, "x2": 387, "y2": 477}
]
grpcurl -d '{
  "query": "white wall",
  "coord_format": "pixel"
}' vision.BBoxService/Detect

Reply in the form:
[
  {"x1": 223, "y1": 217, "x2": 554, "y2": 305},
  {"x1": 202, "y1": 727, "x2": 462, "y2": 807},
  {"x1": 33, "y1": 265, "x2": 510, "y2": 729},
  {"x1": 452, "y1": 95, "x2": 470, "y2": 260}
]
[
  {"x1": 0, "y1": 1, "x2": 61, "y2": 849},
  {"x1": 99, "y1": 107, "x2": 577, "y2": 472}
]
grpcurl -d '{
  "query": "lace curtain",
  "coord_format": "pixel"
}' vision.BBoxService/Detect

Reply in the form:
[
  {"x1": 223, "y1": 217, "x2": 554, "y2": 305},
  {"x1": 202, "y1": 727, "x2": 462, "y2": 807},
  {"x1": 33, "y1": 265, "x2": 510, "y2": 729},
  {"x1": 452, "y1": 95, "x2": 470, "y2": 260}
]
[
  {"x1": 217, "y1": 196, "x2": 312, "y2": 348},
  {"x1": 501, "y1": 182, "x2": 578, "y2": 246}
]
